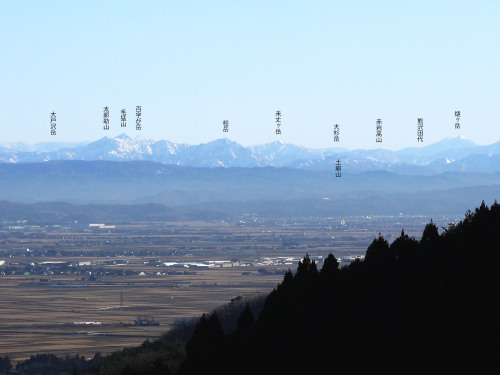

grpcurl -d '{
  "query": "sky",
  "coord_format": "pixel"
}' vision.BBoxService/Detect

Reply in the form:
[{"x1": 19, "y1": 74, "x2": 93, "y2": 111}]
[{"x1": 1, "y1": 0, "x2": 499, "y2": 150}]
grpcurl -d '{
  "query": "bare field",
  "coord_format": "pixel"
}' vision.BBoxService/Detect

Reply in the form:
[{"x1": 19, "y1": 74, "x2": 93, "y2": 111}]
[
  {"x1": 0, "y1": 268, "x2": 281, "y2": 361},
  {"x1": 0, "y1": 216, "x2": 453, "y2": 361}
]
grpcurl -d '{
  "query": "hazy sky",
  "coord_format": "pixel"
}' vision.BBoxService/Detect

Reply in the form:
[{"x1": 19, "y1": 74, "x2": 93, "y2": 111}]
[{"x1": 1, "y1": 1, "x2": 499, "y2": 149}]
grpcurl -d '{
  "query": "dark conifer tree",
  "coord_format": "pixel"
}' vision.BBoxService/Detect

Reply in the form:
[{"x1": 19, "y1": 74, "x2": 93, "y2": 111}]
[
  {"x1": 182, "y1": 311, "x2": 225, "y2": 374},
  {"x1": 390, "y1": 229, "x2": 419, "y2": 261},
  {"x1": 277, "y1": 268, "x2": 294, "y2": 293},
  {"x1": 237, "y1": 303, "x2": 255, "y2": 335},
  {"x1": 421, "y1": 219, "x2": 439, "y2": 244},
  {"x1": 320, "y1": 252, "x2": 339, "y2": 277},
  {"x1": 365, "y1": 233, "x2": 391, "y2": 265},
  {"x1": 295, "y1": 253, "x2": 318, "y2": 277}
]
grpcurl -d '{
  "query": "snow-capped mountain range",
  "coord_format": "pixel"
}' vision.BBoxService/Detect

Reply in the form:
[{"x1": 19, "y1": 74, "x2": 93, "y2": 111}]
[{"x1": 1, "y1": 135, "x2": 499, "y2": 173}]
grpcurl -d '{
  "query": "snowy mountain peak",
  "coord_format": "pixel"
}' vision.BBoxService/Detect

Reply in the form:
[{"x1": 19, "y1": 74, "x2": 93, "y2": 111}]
[
  {"x1": 438, "y1": 136, "x2": 476, "y2": 148},
  {"x1": 115, "y1": 133, "x2": 132, "y2": 140},
  {"x1": 0, "y1": 135, "x2": 499, "y2": 173}
]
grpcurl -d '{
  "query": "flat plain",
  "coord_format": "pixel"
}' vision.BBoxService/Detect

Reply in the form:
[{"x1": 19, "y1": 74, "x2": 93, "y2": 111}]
[{"x1": 0, "y1": 215, "x2": 455, "y2": 361}]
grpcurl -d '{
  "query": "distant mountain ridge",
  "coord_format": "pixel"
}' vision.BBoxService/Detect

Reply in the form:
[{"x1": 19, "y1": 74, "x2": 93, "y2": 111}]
[
  {"x1": 1, "y1": 135, "x2": 499, "y2": 173},
  {"x1": 0, "y1": 160, "x2": 499, "y2": 218}
]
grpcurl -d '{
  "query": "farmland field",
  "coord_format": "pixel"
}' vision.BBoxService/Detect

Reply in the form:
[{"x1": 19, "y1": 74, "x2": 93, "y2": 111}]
[{"x1": 0, "y1": 215, "x2": 454, "y2": 360}]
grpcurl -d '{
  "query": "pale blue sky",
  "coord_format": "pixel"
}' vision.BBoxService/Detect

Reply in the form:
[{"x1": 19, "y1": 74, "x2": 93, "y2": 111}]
[{"x1": 1, "y1": 0, "x2": 499, "y2": 149}]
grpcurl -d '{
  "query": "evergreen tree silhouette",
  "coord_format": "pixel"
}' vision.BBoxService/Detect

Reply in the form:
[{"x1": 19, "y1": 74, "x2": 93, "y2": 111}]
[
  {"x1": 365, "y1": 233, "x2": 391, "y2": 265},
  {"x1": 390, "y1": 229, "x2": 419, "y2": 261},
  {"x1": 421, "y1": 219, "x2": 439, "y2": 244},
  {"x1": 237, "y1": 303, "x2": 255, "y2": 335},
  {"x1": 320, "y1": 252, "x2": 339, "y2": 277},
  {"x1": 182, "y1": 311, "x2": 225, "y2": 374},
  {"x1": 296, "y1": 253, "x2": 318, "y2": 277}
]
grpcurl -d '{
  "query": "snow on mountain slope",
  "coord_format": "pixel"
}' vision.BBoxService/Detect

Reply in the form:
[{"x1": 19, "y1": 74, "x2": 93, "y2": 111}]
[{"x1": 0, "y1": 134, "x2": 498, "y2": 173}]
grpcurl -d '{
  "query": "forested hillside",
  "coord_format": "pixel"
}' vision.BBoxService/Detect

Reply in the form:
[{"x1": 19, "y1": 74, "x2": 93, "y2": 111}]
[{"x1": 180, "y1": 201, "x2": 500, "y2": 374}]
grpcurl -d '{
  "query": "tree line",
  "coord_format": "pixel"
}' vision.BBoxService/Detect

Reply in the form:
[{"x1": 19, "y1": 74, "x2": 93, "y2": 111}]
[{"x1": 179, "y1": 201, "x2": 500, "y2": 374}]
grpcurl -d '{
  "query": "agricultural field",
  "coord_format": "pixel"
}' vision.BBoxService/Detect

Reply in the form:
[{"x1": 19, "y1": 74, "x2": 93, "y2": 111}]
[
  {"x1": 0, "y1": 268, "x2": 280, "y2": 361},
  {"x1": 0, "y1": 215, "x2": 455, "y2": 360}
]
